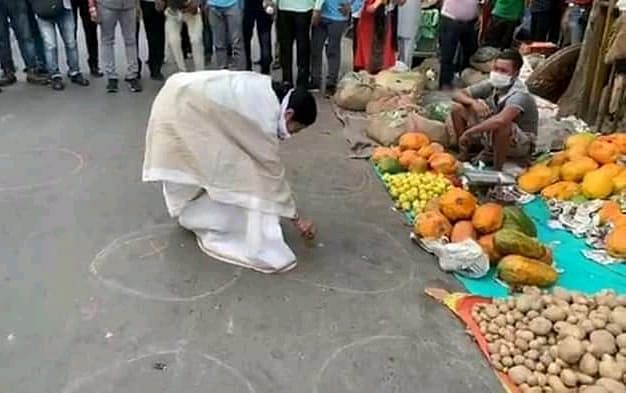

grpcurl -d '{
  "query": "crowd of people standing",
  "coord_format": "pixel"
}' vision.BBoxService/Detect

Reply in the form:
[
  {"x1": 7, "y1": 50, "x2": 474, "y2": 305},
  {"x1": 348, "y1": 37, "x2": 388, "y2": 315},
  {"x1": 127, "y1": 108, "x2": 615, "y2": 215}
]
[{"x1": 1, "y1": 0, "x2": 591, "y2": 94}]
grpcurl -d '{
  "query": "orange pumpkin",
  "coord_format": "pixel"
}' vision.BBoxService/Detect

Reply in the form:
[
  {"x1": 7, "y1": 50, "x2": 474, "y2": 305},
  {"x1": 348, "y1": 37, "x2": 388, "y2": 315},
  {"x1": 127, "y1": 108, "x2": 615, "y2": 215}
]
[
  {"x1": 605, "y1": 226, "x2": 626, "y2": 258},
  {"x1": 598, "y1": 163, "x2": 624, "y2": 177},
  {"x1": 399, "y1": 132, "x2": 430, "y2": 151},
  {"x1": 408, "y1": 157, "x2": 429, "y2": 173},
  {"x1": 398, "y1": 150, "x2": 422, "y2": 169},
  {"x1": 549, "y1": 151, "x2": 569, "y2": 167},
  {"x1": 587, "y1": 139, "x2": 619, "y2": 164},
  {"x1": 417, "y1": 143, "x2": 445, "y2": 159},
  {"x1": 598, "y1": 133, "x2": 626, "y2": 154},
  {"x1": 612, "y1": 214, "x2": 626, "y2": 228},
  {"x1": 424, "y1": 197, "x2": 441, "y2": 213},
  {"x1": 478, "y1": 234, "x2": 501, "y2": 264},
  {"x1": 429, "y1": 152, "x2": 458, "y2": 175},
  {"x1": 450, "y1": 221, "x2": 477, "y2": 243},
  {"x1": 472, "y1": 203, "x2": 504, "y2": 234},
  {"x1": 414, "y1": 211, "x2": 452, "y2": 239},
  {"x1": 372, "y1": 147, "x2": 398, "y2": 162},
  {"x1": 599, "y1": 201, "x2": 622, "y2": 225},
  {"x1": 439, "y1": 187, "x2": 477, "y2": 221}
]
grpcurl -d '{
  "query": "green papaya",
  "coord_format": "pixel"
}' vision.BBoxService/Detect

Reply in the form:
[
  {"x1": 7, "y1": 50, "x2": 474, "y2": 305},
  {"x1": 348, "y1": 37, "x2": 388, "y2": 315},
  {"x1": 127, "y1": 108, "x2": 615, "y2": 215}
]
[
  {"x1": 378, "y1": 157, "x2": 403, "y2": 174},
  {"x1": 494, "y1": 228, "x2": 546, "y2": 260},
  {"x1": 502, "y1": 206, "x2": 537, "y2": 237}
]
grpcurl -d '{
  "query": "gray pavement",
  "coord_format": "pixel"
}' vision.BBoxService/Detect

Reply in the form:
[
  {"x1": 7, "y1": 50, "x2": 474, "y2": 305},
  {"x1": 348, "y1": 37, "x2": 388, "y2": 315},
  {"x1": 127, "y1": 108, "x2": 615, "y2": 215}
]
[{"x1": 0, "y1": 26, "x2": 502, "y2": 393}]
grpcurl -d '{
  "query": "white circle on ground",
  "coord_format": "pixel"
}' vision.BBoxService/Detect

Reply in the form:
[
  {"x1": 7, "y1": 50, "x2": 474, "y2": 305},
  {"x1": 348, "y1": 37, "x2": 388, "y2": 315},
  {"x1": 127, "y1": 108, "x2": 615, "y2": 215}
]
[
  {"x1": 63, "y1": 348, "x2": 255, "y2": 393},
  {"x1": 0, "y1": 147, "x2": 84, "y2": 192},
  {"x1": 284, "y1": 218, "x2": 416, "y2": 294},
  {"x1": 90, "y1": 225, "x2": 241, "y2": 301},
  {"x1": 280, "y1": 150, "x2": 372, "y2": 198}
]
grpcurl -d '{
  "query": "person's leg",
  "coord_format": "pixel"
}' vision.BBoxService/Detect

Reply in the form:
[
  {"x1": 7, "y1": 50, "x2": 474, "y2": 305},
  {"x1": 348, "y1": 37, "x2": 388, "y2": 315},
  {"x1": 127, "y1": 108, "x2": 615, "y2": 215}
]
[
  {"x1": 224, "y1": 5, "x2": 244, "y2": 70},
  {"x1": 57, "y1": 9, "x2": 82, "y2": 76},
  {"x1": 185, "y1": 11, "x2": 204, "y2": 71},
  {"x1": 118, "y1": 7, "x2": 139, "y2": 80},
  {"x1": 36, "y1": 16, "x2": 61, "y2": 78},
  {"x1": 202, "y1": 8, "x2": 213, "y2": 62},
  {"x1": 181, "y1": 21, "x2": 191, "y2": 57},
  {"x1": 6, "y1": 0, "x2": 39, "y2": 71},
  {"x1": 450, "y1": 102, "x2": 471, "y2": 147},
  {"x1": 99, "y1": 6, "x2": 118, "y2": 81},
  {"x1": 492, "y1": 123, "x2": 513, "y2": 170},
  {"x1": 141, "y1": 1, "x2": 165, "y2": 77},
  {"x1": 79, "y1": 0, "x2": 100, "y2": 73},
  {"x1": 438, "y1": 15, "x2": 458, "y2": 89},
  {"x1": 309, "y1": 19, "x2": 327, "y2": 88},
  {"x1": 242, "y1": 0, "x2": 255, "y2": 70},
  {"x1": 325, "y1": 19, "x2": 346, "y2": 89},
  {"x1": 209, "y1": 7, "x2": 228, "y2": 69},
  {"x1": 351, "y1": 17, "x2": 358, "y2": 71},
  {"x1": 459, "y1": 19, "x2": 478, "y2": 71},
  {"x1": 293, "y1": 10, "x2": 311, "y2": 87},
  {"x1": 531, "y1": 11, "x2": 550, "y2": 41},
  {"x1": 483, "y1": 16, "x2": 504, "y2": 48},
  {"x1": 568, "y1": 5, "x2": 584, "y2": 44},
  {"x1": 547, "y1": 7, "x2": 561, "y2": 44},
  {"x1": 165, "y1": 9, "x2": 187, "y2": 71},
  {"x1": 0, "y1": 1, "x2": 16, "y2": 84},
  {"x1": 277, "y1": 10, "x2": 294, "y2": 84},
  {"x1": 256, "y1": 10, "x2": 272, "y2": 74}
]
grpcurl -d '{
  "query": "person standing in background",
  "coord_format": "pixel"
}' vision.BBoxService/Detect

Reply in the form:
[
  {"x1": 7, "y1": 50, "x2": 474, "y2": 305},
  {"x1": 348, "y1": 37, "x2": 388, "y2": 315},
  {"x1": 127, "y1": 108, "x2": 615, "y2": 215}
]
[
  {"x1": 202, "y1": 6, "x2": 213, "y2": 64},
  {"x1": 310, "y1": 0, "x2": 360, "y2": 95},
  {"x1": 351, "y1": 1, "x2": 362, "y2": 71},
  {"x1": 26, "y1": 0, "x2": 49, "y2": 74},
  {"x1": 354, "y1": 0, "x2": 397, "y2": 74},
  {"x1": 277, "y1": 0, "x2": 319, "y2": 87},
  {"x1": 438, "y1": 0, "x2": 479, "y2": 89},
  {"x1": 397, "y1": 0, "x2": 419, "y2": 67},
  {"x1": 483, "y1": 0, "x2": 524, "y2": 49},
  {"x1": 207, "y1": 0, "x2": 244, "y2": 69},
  {"x1": 158, "y1": 0, "x2": 204, "y2": 72},
  {"x1": 530, "y1": 0, "x2": 560, "y2": 43},
  {"x1": 90, "y1": 0, "x2": 142, "y2": 92},
  {"x1": 566, "y1": 0, "x2": 591, "y2": 44},
  {"x1": 141, "y1": 0, "x2": 166, "y2": 79},
  {"x1": 71, "y1": 0, "x2": 102, "y2": 76},
  {"x1": 243, "y1": 0, "x2": 273, "y2": 74}
]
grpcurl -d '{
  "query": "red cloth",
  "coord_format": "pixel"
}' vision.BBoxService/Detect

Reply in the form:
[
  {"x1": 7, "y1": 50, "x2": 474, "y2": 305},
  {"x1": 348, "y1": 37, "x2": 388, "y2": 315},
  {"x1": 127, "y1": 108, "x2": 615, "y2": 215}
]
[{"x1": 354, "y1": 0, "x2": 396, "y2": 74}]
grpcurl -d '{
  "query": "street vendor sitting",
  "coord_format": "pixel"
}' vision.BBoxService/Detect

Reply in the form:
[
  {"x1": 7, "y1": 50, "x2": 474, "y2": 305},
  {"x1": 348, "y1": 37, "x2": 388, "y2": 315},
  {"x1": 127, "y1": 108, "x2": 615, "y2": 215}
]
[{"x1": 451, "y1": 49, "x2": 538, "y2": 170}]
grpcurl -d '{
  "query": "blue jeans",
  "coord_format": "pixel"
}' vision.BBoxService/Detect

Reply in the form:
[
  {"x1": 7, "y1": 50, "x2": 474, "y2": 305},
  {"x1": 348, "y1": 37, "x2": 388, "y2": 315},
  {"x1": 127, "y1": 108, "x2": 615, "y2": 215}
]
[
  {"x1": 568, "y1": 5, "x2": 589, "y2": 44},
  {"x1": 0, "y1": 0, "x2": 39, "y2": 73},
  {"x1": 36, "y1": 8, "x2": 81, "y2": 78}
]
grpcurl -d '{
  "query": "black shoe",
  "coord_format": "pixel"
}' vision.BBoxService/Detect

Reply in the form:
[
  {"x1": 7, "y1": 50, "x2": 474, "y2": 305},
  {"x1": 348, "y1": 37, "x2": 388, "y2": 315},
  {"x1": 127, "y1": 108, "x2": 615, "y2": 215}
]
[
  {"x1": 50, "y1": 76, "x2": 65, "y2": 91},
  {"x1": 90, "y1": 67, "x2": 103, "y2": 77},
  {"x1": 325, "y1": 85, "x2": 336, "y2": 98},
  {"x1": 70, "y1": 73, "x2": 90, "y2": 86},
  {"x1": 26, "y1": 72, "x2": 49, "y2": 85},
  {"x1": 127, "y1": 78, "x2": 142, "y2": 92},
  {"x1": 150, "y1": 72, "x2": 165, "y2": 81},
  {"x1": 106, "y1": 78, "x2": 119, "y2": 93},
  {"x1": 0, "y1": 72, "x2": 17, "y2": 87}
]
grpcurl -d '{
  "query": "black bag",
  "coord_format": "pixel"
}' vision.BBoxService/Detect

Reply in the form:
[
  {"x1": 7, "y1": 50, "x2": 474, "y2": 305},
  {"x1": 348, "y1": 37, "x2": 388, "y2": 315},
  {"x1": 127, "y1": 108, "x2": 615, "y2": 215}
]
[{"x1": 30, "y1": 0, "x2": 65, "y2": 19}]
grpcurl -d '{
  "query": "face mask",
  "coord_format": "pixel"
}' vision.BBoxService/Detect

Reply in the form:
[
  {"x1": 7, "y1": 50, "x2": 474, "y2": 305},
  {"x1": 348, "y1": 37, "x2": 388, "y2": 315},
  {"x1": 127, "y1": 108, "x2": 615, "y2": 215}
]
[{"x1": 489, "y1": 71, "x2": 512, "y2": 89}]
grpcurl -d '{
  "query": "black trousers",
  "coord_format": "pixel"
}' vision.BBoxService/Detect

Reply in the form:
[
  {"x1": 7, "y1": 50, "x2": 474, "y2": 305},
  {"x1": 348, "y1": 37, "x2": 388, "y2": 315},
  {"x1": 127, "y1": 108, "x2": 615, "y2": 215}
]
[
  {"x1": 484, "y1": 15, "x2": 519, "y2": 49},
  {"x1": 530, "y1": 9, "x2": 560, "y2": 43},
  {"x1": 276, "y1": 9, "x2": 311, "y2": 87},
  {"x1": 140, "y1": 0, "x2": 165, "y2": 74},
  {"x1": 71, "y1": 0, "x2": 99, "y2": 70},
  {"x1": 243, "y1": 0, "x2": 272, "y2": 74},
  {"x1": 439, "y1": 15, "x2": 478, "y2": 88},
  {"x1": 352, "y1": 17, "x2": 359, "y2": 71}
]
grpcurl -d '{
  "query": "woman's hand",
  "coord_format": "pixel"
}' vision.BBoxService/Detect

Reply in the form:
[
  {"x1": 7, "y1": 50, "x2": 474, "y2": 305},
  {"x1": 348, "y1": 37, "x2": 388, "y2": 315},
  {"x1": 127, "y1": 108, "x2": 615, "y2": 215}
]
[{"x1": 293, "y1": 218, "x2": 316, "y2": 240}]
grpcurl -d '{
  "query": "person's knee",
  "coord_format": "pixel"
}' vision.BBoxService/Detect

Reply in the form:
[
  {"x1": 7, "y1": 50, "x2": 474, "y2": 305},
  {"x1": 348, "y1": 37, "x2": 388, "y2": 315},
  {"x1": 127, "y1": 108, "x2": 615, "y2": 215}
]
[{"x1": 451, "y1": 102, "x2": 465, "y2": 116}]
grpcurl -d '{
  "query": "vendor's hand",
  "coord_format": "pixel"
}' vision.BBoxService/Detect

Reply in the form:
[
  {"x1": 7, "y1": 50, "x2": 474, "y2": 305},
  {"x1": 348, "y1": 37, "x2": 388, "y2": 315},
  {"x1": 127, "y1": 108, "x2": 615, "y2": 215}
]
[
  {"x1": 458, "y1": 129, "x2": 479, "y2": 151},
  {"x1": 311, "y1": 10, "x2": 321, "y2": 26},
  {"x1": 155, "y1": 0, "x2": 166, "y2": 11},
  {"x1": 471, "y1": 99, "x2": 491, "y2": 119},
  {"x1": 294, "y1": 218, "x2": 316, "y2": 240}
]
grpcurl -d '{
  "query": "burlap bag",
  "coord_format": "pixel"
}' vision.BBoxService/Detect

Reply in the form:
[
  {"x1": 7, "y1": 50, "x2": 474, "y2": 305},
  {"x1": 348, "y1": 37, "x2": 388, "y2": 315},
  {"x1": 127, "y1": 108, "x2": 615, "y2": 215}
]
[
  {"x1": 374, "y1": 70, "x2": 426, "y2": 95},
  {"x1": 366, "y1": 110, "x2": 449, "y2": 146},
  {"x1": 366, "y1": 94, "x2": 418, "y2": 115},
  {"x1": 333, "y1": 71, "x2": 376, "y2": 111},
  {"x1": 605, "y1": 14, "x2": 626, "y2": 64}
]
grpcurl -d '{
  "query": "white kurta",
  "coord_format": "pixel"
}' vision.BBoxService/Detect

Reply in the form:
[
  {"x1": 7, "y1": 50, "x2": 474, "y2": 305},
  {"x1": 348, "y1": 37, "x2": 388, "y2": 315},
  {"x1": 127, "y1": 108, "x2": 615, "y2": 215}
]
[{"x1": 143, "y1": 71, "x2": 297, "y2": 273}]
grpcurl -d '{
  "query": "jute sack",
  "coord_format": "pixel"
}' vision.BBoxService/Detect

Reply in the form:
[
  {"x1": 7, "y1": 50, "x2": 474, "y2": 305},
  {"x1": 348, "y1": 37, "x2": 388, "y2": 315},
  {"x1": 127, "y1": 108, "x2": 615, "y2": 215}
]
[
  {"x1": 605, "y1": 14, "x2": 626, "y2": 64},
  {"x1": 374, "y1": 70, "x2": 426, "y2": 95},
  {"x1": 366, "y1": 94, "x2": 418, "y2": 115},
  {"x1": 366, "y1": 110, "x2": 449, "y2": 146},
  {"x1": 334, "y1": 71, "x2": 375, "y2": 111}
]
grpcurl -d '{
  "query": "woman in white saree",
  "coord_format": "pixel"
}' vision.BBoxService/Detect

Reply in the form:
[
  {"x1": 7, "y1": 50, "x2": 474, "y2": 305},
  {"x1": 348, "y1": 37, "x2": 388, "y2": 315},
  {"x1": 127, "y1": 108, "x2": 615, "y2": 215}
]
[{"x1": 143, "y1": 71, "x2": 317, "y2": 273}]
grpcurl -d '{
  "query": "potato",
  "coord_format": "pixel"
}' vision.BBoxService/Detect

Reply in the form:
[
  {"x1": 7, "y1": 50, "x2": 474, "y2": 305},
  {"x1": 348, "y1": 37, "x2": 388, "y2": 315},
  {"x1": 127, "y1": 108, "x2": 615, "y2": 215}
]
[
  {"x1": 517, "y1": 295, "x2": 534, "y2": 313},
  {"x1": 540, "y1": 353, "x2": 554, "y2": 367},
  {"x1": 574, "y1": 295, "x2": 590, "y2": 305},
  {"x1": 509, "y1": 365, "x2": 533, "y2": 385},
  {"x1": 606, "y1": 324, "x2": 623, "y2": 337},
  {"x1": 581, "y1": 320, "x2": 597, "y2": 335},
  {"x1": 617, "y1": 334, "x2": 626, "y2": 349},
  {"x1": 525, "y1": 358, "x2": 537, "y2": 370},
  {"x1": 599, "y1": 354, "x2": 625, "y2": 380},
  {"x1": 544, "y1": 306, "x2": 568, "y2": 322},
  {"x1": 596, "y1": 378, "x2": 626, "y2": 393},
  {"x1": 553, "y1": 288, "x2": 572, "y2": 303},
  {"x1": 485, "y1": 304, "x2": 499, "y2": 318},
  {"x1": 577, "y1": 372, "x2": 594, "y2": 385},
  {"x1": 503, "y1": 356, "x2": 514, "y2": 367},
  {"x1": 548, "y1": 362, "x2": 562, "y2": 375},
  {"x1": 535, "y1": 362, "x2": 546, "y2": 373},
  {"x1": 517, "y1": 330, "x2": 536, "y2": 341},
  {"x1": 506, "y1": 312, "x2": 516, "y2": 325},
  {"x1": 515, "y1": 354, "x2": 527, "y2": 365},
  {"x1": 558, "y1": 336, "x2": 585, "y2": 364},
  {"x1": 527, "y1": 373, "x2": 539, "y2": 386},
  {"x1": 590, "y1": 330, "x2": 618, "y2": 357},
  {"x1": 529, "y1": 339, "x2": 543, "y2": 350},
  {"x1": 583, "y1": 386, "x2": 610, "y2": 393},
  {"x1": 527, "y1": 349, "x2": 541, "y2": 360},
  {"x1": 516, "y1": 338, "x2": 531, "y2": 351},
  {"x1": 610, "y1": 310, "x2": 626, "y2": 330},
  {"x1": 530, "y1": 317, "x2": 554, "y2": 336},
  {"x1": 567, "y1": 315, "x2": 580, "y2": 325},
  {"x1": 580, "y1": 353, "x2": 600, "y2": 376},
  {"x1": 555, "y1": 322, "x2": 585, "y2": 340},
  {"x1": 593, "y1": 318, "x2": 609, "y2": 330},
  {"x1": 548, "y1": 375, "x2": 570, "y2": 393},
  {"x1": 536, "y1": 372, "x2": 548, "y2": 386},
  {"x1": 560, "y1": 369, "x2": 578, "y2": 387}
]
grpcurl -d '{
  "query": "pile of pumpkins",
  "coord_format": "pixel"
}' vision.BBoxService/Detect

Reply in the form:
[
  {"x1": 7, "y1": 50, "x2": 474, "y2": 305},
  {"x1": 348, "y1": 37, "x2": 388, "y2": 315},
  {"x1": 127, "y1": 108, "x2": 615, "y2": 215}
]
[
  {"x1": 517, "y1": 132, "x2": 626, "y2": 201},
  {"x1": 597, "y1": 201, "x2": 626, "y2": 259},
  {"x1": 414, "y1": 188, "x2": 558, "y2": 287},
  {"x1": 372, "y1": 132, "x2": 459, "y2": 175}
]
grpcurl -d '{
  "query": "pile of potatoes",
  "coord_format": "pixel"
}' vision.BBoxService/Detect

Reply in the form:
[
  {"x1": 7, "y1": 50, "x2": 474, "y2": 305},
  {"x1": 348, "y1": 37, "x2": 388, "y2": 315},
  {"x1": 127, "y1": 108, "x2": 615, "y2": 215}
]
[{"x1": 472, "y1": 287, "x2": 626, "y2": 393}]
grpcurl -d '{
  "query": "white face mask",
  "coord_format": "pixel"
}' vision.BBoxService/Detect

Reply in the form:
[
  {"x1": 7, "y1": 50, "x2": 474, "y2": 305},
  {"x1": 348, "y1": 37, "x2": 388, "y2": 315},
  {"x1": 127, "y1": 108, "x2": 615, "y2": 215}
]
[{"x1": 489, "y1": 71, "x2": 512, "y2": 89}]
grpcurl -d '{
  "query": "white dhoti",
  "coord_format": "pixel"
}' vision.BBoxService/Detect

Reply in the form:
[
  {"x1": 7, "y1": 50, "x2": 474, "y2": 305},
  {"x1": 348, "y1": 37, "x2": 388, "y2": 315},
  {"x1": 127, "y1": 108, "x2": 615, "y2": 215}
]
[{"x1": 143, "y1": 71, "x2": 298, "y2": 273}]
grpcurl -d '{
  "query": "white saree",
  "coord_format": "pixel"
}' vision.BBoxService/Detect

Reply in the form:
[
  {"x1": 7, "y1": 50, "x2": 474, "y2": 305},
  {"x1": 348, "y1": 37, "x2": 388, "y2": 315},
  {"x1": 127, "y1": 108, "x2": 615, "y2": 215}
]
[{"x1": 143, "y1": 71, "x2": 298, "y2": 273}]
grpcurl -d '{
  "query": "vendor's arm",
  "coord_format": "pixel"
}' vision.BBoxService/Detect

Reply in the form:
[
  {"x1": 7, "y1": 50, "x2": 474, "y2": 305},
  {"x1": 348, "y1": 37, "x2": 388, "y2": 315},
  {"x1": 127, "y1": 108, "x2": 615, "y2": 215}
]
[
  {"x1": 464, "y1": 106, "x2": 521, "y2": 135},
  {"x1": 453, "y1": 84, "x2": 492, "y2": 119}
]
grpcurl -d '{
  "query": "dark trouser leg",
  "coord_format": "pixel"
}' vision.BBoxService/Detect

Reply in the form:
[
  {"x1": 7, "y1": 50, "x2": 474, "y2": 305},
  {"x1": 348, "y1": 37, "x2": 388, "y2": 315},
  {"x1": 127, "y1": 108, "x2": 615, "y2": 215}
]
[
  {"x1": 438, "y1": 15, "x2": 459, "y2": 88},
  {"x1": 256, "y1": 10, "x2": 272, "y2": 74},
  {"x1": 293, "y1": 10, "x2": 311, "y2": 87},
  {"x1": 0, "y1": 2, "x2": 15, "y2": 74},
  {"x1": 141, "y1": 0, "x2": 165, "y2": 75},
  {"x1": 277, "y1": 10, "x2": 295, "y2": 85},
  {"x1": 459, "y1": 18, "x2": 478, "y2": 71},
  {"x1": 25, "y1": 0, "x2": 46, "y2": 71},
  {"x1": 72, "y1": 0, "x2": 99, "y2": 70},
  {"x1": 6, "y1": 0, "x2": 39, "y2": 71},
  {"x1": 242, "y1": 0, "x2": 255, "y2": 71},
  {"x1": 531, "y1": 11, "x2": 551, "y2": 41},
  {"x1": 202, "y1": 9, "x2": 212, "y2": 59},
  {"x1": 310, "y1": 20, "x2": 327, "y2": 86},
  {"x1": 484, "y1": 16, "x2": 516, "y2": 49},
  {"x1": 352, "y1": 17, "x2": 358, "y2": 71},
  {"x1": 547, "y1": 8, "x2": 560, "y2": 44},
  {"x1": 181, "y1": 22, "x2": 191, "y2": 57}
]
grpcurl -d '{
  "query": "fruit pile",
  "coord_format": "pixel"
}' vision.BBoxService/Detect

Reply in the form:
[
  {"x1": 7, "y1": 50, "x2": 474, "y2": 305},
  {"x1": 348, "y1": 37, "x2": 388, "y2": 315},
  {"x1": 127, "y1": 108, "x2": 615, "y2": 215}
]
[
  {"x1": 381, "y1": 171, "x2": 452, "y2": 213},
  {"x1": 413, "y1": 188, "x2": 559, "y2": 288},
  {"x1": 517, "y1": 133, "x2": 626, "y2": 201}
]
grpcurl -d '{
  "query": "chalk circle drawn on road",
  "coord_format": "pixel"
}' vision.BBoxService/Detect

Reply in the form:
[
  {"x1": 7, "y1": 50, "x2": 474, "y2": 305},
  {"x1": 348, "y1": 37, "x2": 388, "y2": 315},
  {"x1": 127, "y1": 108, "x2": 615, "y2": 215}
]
[
  {"x1": 90, "y1": 224, "x2": 241, "y2": 302},
  {"x1": 285, "y1": 218, "x2": 416, "y2": 294},
  {"x1": 0, "y1": 147, "x2": 84, "y2": 192},
  {"x1": 281, "y1": 150, "x2": 372, "y2": 198},
  {"x1": 62, "y1": 348, "x2": 256, "y2": 393}
]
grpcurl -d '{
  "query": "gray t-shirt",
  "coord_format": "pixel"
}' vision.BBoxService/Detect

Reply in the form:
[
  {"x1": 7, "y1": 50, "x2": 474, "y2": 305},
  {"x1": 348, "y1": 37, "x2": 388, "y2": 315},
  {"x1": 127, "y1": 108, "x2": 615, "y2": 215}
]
[{"x1": 467, "y1": 79, "x2": 538, "y2": 137}]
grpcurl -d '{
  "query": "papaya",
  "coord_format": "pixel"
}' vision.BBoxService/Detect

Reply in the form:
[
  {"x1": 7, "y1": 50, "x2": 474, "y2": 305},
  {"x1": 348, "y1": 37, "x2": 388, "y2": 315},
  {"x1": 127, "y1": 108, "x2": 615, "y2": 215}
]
[
  {"x1": 502, "y1": 206, "x2": 537, "y2": 237},
  {"x1": 598, "y1": 201, "x2": 622, "y2": 225},
  {"x1": 588, "y1": 139, "x2": 619, "y2": 164},
  {"x1": 606, "y1": 226, "x2": 626, "y2": 258},
  {"x1": 548, "y1": 151, "x2": 569, "y2": 167},
  {"x1": 414, "y1": 211, "x2": 452, "y2": 239},
  {"x1": 494, "y1": 228, "x2": 546, "y2": 259},
  {"x1": 372, "y1": 147, "x2": 398, "y2": 162},
  {"x1": 517, "y1": 165, "x2": 558, "y2": 194},
  {"x1": 560, "y1": 157, "x2": 599, "y2": 182},
  {"x1": 613, "y1": 169, "x2": 626, "y2": 193},
  {"x1": 540, "y1": 181, "x2": 580, "y2": 201},
  {"x1": 581, "y1": 169, "x2": 614, "y2": 199},
  {"x1": 598, "y1": 163, "x2": 624, "y2": 178},
  {"x1": 565, "y1": 132, "x2": 596, "y2": 150},
  {"x1": 472, "y1": 203, "x2": 504, "y2": 234},
  {"x1": 377, "y1": 157, "x2": 403, "y2": 174},
  {"x1": 497, "y1": 255, "x2": 559, "y2": 288},
  {"x1": 450, "y1": 221, "x2": 477, "y2": 243}
]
